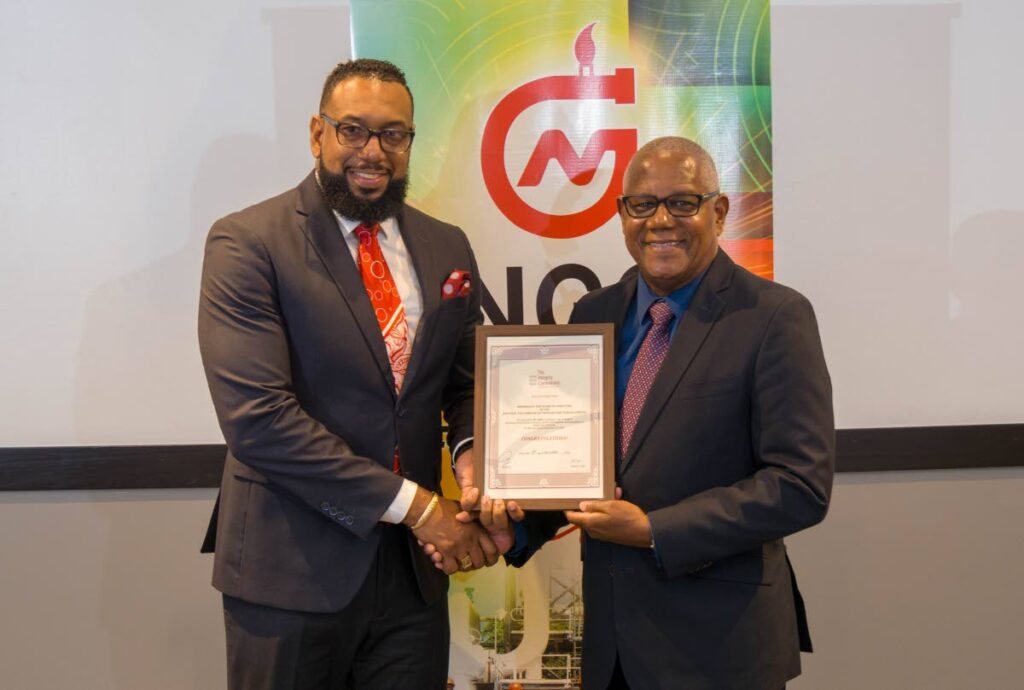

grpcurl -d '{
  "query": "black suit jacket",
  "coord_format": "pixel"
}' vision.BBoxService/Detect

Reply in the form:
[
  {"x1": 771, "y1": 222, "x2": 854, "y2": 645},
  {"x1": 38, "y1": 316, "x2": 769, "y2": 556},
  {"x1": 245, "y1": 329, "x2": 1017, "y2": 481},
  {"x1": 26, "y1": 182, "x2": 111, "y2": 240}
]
[
  {"x1": 198, "y1": 172, "x2": 481, "y2": 613},
  {"x1": 511, "y1": 251, "x2": 834, "y2": 690}
]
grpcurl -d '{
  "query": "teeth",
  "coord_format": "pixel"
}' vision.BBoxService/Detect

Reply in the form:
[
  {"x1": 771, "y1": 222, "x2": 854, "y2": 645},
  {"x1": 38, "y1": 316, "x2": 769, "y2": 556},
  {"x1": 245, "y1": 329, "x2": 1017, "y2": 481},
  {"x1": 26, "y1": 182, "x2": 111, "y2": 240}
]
[{"x1": 350, "y1": 170, "x2": 386, "y2": 179}]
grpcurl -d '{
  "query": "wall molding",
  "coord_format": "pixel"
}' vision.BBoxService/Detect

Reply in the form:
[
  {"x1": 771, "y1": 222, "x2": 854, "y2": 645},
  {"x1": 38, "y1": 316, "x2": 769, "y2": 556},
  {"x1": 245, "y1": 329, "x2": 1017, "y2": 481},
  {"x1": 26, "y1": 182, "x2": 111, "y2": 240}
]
[{"x1": 0, "y1": 424, "x2": 1021, "y2": 491}]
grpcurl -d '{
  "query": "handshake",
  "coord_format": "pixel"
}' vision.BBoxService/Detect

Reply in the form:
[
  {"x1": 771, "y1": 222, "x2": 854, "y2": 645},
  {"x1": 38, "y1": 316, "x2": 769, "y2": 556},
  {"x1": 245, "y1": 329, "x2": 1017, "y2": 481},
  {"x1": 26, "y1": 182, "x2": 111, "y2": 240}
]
[{"x1": 401, "y1": 448, "x2": 524, "y2": 575}]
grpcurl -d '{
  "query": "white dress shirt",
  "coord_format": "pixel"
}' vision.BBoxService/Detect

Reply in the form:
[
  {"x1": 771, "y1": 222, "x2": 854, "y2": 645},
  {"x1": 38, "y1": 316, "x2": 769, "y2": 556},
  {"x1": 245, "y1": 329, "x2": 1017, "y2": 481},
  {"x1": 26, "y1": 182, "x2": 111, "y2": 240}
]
[
  {"x1": 333, "y1": 212, "x2": 422, "y2": 523},
  {"x1": 334, "y1": 212, "x2": 471, "y2": 524}
]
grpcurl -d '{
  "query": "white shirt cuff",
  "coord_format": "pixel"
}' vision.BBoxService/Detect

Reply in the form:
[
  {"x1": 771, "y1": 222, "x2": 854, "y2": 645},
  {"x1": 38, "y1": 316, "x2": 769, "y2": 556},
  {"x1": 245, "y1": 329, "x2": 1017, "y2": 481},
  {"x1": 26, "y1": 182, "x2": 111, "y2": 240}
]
[
  {"x1": 450, "y1": 436, "x2": 474, "y2": 469},
  {"x1": 380, "y1": 478, "x2": 418, "y2": 524}
]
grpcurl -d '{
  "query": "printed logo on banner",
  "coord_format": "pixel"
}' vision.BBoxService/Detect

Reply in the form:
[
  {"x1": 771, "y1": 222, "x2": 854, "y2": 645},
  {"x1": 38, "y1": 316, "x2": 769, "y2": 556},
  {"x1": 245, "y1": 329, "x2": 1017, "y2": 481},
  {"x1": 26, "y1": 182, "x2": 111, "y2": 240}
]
[{"x1": 481, "y1": 24, "x2": 637, "y2": 239}]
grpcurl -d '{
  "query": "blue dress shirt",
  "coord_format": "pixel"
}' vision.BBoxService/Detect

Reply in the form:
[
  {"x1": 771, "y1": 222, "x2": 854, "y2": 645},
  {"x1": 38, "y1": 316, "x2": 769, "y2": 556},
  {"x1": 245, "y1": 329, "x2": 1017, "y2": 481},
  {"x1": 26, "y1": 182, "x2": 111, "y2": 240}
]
[{"x1": 615, "y1": 273, "x2": 706, "y2": 408}]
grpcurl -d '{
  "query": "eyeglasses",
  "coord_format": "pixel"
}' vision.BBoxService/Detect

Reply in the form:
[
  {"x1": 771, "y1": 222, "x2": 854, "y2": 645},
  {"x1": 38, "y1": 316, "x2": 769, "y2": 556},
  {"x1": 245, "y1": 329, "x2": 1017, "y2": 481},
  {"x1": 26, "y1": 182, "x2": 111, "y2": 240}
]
[
  {"x1": 319, "y1": 114, "x2": 415, "y2": 153},
  {"x1": 619, "y1": 192, "x2": 720, "y2": 218}
]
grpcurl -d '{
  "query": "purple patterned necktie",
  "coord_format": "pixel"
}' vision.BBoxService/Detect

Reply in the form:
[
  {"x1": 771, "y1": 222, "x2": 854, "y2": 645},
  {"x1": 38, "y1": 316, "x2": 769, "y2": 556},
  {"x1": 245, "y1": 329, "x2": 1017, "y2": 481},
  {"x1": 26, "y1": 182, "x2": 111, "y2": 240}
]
[{"x1": 619, "y1": 300, "x2": 675, "y2": 457}]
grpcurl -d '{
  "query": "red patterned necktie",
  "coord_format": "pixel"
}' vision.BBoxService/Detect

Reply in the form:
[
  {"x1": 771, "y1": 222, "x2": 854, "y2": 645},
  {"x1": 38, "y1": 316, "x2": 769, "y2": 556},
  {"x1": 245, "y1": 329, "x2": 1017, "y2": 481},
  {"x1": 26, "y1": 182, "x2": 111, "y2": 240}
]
[
  {"x1": 619, "y1": 300, "x2": 675, "y2": 458},
  {"x1": 355, "y1": 222, "x2": 410, "y2": 471}
]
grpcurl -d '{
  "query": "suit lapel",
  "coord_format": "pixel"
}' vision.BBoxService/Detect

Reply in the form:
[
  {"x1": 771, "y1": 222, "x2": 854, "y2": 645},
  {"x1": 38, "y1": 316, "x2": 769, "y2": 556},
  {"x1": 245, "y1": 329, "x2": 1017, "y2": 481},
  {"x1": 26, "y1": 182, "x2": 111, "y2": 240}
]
[
  {"x1": 295, "y1": 173, "x2": 395, "y2": 394},
  {"x1": 619, "y1": 251, "x2": 734, "y2": 476},
  {"x1": 604, "y1": 271, "x2": 638, "y2": 350},
  {"x1": 397, "y1": 205, "x2": 440, "y2": 395}
]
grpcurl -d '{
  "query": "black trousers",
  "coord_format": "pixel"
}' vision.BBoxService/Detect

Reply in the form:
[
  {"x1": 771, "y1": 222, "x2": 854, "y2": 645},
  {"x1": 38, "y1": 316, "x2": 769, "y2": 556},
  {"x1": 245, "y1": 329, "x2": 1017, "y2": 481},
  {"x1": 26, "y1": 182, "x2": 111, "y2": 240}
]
[{"x1": 223, "y1": 525, "x2": 449, "y2": 690}]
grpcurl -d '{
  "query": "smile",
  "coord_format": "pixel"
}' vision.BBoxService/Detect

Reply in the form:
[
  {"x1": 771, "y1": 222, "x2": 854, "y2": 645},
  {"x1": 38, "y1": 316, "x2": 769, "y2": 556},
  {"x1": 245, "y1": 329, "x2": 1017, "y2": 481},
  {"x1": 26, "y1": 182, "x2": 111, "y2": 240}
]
[
  {"x1": 346, "y1": 168, "x2": 390, "y2": 192},
  {"x1": 348, "y1": 168, "x2": 389, "y2": 181},
  {"x1": 642, "y1": 239, "x2": 687, "y2": 250}
]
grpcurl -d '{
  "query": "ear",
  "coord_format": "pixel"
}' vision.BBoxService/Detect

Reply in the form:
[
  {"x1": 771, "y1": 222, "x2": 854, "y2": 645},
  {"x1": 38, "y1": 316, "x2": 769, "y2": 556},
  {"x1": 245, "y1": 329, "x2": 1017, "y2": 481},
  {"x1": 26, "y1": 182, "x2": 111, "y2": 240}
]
[
  {"x1": 616, "y1": 197, "x2": 628, "y2": 222},
  {"x1": 309, "y1": 115, "x2": 324, "y2": 159},
  {"x1": 713, "y1": 193, "x2": 730, "y2": 236}
]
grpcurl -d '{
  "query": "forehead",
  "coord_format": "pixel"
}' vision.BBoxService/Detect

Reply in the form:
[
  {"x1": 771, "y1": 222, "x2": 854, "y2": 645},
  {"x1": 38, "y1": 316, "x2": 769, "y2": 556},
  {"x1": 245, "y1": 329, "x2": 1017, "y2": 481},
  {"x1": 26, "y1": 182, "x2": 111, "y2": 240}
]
[
  {"x1": 624, "y1": 150, "x2": 705, "y2": 195},
  {"x1": 325, "y1": 77, "x2": 412, "y2": 123}
]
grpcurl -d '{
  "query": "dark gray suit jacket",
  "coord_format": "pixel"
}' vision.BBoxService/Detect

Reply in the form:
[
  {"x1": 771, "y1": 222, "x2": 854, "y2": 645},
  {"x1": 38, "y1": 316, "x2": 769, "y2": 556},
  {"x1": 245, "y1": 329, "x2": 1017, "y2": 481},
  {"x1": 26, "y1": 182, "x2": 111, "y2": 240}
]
[
  {"x1": 198, "y1": 172, "x2": 481, "y2": 613},
  {"x1": 511, "y1": 251, "x2": 834, "y2": 690}
]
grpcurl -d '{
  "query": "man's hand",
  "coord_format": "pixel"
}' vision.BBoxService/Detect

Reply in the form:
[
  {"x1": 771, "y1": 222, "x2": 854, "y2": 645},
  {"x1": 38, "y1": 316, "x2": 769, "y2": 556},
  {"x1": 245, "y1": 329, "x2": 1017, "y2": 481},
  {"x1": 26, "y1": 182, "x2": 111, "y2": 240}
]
[
  {"x1": 405, "y1": 488, "x2": 498, "y2": 574},
  {"x1": 565, "y1": 487, "x2": 651, "y2": 548},
  {"x1": 422, "y1": 494, "x2": 525, "y2": 569},
  {"x1": 453, "y1": 447, "x2": 478, "y2": 512},
  {"x1": 462, "y1": 495, "x2": 524, "y2": 554}
]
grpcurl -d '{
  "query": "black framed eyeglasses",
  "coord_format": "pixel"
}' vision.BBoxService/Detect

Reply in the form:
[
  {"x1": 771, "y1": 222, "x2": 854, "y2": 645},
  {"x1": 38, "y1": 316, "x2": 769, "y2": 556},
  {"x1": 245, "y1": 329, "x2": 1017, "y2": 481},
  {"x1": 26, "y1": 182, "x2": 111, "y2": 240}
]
[
  {"x1": 319, "y1": 114, "x2": 415, "y2": 153},
  {"x1": 619, "y1": 192, "x2": 720, "y2": 218}
]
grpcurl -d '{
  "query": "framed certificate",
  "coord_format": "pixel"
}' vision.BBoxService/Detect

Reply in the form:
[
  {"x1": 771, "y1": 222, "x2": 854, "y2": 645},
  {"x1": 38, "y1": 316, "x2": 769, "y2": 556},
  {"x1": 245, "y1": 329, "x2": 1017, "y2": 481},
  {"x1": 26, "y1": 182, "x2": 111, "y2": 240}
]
[{"x1": 472, "y1": 324, "x2": 615, "y2": 510}]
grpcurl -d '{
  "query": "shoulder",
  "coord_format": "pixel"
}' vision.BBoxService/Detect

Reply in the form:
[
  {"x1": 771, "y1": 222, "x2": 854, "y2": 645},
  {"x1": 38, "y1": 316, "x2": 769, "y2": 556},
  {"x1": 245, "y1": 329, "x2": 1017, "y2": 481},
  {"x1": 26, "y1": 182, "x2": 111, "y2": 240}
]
[
  {"x1": 722, "y1": 254, "x2": 813, "y2": 315},
  {"x1": 209, "y1": 184, "x2": 302, "y2": 244}
]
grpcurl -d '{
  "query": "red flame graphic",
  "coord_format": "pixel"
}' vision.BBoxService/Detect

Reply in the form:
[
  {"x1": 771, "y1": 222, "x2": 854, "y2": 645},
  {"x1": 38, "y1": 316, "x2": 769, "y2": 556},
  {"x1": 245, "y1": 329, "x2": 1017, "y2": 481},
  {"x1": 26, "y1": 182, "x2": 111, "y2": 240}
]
[{"x1": 575, "y1": 22, "x2": 597, "y2": 77}]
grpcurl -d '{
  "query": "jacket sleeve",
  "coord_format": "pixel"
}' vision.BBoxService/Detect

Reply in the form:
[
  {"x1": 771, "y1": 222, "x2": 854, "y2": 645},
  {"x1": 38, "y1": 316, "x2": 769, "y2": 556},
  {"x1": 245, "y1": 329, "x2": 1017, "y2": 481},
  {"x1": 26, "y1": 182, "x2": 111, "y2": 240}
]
[
  {"x1": 504, "y1": 512, "x2": 569, "y2": 568},
  {"x1": 198, "y1": 217, "x2": 404, "y2": 539},
  {"x1": 646, "y1": 293, "x2": 835, "y2": 577}
]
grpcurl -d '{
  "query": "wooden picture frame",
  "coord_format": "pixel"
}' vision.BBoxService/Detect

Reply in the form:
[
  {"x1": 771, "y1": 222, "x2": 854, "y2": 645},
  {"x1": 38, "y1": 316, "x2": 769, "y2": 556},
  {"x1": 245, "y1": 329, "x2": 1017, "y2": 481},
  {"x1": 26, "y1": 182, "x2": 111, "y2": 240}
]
[{"x1": 472, "y1": 323, "x2": 615, "y2": 510}]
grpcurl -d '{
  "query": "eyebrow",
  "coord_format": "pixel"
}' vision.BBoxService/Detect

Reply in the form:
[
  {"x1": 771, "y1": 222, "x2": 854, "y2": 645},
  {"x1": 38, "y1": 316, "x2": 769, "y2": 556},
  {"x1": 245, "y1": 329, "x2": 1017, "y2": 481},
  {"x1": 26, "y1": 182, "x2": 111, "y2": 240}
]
[{"x1": 336, "y1": 115, "x2": 412, "y2": 129}]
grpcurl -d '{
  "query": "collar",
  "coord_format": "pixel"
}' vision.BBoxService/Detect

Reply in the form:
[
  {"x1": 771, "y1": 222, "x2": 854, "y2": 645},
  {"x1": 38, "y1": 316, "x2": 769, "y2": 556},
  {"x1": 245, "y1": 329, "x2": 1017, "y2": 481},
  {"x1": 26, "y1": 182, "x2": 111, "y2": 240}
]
[
  {"x1": 632, "y1": 270, "x2": 707, "y2": 329},
  {"x1": 331, "y1": 210, "x2": 398, "y2": 240}
]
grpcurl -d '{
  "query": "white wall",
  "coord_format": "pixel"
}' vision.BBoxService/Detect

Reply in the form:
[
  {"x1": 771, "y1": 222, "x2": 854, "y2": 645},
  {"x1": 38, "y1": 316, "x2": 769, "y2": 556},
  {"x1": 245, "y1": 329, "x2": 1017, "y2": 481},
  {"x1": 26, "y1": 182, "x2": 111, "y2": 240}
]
[
  {"x1": 789, "y1": 468, "x2": 1024, "y2": 689},
  {"x1": 0, "y1": 0, "x2": 351, "y2": 446},
  {"x1": 0, "y1": 490, "x2": 223, "y2": 689},
  {"x1": 1, "y1": 0, "x2": 1022, "y2": 688}
]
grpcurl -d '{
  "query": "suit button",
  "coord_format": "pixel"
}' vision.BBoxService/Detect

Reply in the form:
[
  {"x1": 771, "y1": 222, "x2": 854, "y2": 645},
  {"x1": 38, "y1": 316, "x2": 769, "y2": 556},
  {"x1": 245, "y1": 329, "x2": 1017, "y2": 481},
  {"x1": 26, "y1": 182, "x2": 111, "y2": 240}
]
[
  {"x1": 608, "y1": 565, "x2": 615, "y2": 576},
  {"x1": 396, "y1": 404, "x2": 405, "y2": 417},
  {"x1": 328, "y1": 507, "x2": 338, "y2": 516},
  {"x1": 344, "y1": 516, "x2": 354, "y2": 525},
  {"x1": 320, "y1": 502, "x2": 331, "y2": 512}
]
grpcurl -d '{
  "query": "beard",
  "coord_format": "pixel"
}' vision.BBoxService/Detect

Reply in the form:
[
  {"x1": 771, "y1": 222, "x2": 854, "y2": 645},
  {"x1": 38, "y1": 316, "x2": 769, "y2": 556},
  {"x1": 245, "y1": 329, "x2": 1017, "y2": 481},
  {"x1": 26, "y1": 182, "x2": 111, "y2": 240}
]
[{"x1": 317, "y1": 158, "x2": 409, "y2": 224}]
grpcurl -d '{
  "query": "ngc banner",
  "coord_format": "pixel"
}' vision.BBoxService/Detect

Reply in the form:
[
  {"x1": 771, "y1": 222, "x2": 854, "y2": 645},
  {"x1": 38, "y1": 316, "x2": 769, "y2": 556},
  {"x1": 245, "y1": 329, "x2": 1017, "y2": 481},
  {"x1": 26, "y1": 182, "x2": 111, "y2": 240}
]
[{"x1": 351, "y1": 1, "x2": 772, "y2": 686}]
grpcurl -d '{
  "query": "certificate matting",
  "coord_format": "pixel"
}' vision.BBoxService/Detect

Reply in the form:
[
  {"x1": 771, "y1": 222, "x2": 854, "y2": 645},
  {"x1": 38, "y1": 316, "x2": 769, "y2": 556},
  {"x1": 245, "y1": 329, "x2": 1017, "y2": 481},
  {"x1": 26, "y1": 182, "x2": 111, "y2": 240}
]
[{"x1": 472, "y1": 324, "x2": 615, "y2": 509}]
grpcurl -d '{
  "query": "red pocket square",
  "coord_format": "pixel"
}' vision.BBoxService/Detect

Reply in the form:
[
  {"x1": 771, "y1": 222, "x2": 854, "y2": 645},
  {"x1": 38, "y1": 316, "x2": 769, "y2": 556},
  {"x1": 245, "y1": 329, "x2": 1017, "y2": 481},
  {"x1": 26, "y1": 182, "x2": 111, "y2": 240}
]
[{"x1": 442, "y1": 270, "x2": 471, "y2": 299}]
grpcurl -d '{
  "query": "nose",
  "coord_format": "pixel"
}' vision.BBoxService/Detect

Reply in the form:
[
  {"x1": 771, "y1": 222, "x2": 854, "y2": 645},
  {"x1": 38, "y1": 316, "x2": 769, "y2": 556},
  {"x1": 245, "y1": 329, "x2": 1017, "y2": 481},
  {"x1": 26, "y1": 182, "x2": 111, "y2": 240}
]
[
  {"x1": 647, "y1": 200, "x2": 677, "y2": 228},
  {"x1": 358, "y1": 133, "x2": 385, "y2": 160}
]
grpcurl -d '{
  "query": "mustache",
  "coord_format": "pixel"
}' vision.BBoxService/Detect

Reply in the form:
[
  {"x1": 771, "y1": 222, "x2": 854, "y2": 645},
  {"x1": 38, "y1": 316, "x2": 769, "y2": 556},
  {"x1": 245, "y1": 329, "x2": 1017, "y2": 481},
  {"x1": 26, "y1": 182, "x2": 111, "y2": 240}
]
[{"x1": 318, "y1": 158, "x2": 408, "y2": 224}]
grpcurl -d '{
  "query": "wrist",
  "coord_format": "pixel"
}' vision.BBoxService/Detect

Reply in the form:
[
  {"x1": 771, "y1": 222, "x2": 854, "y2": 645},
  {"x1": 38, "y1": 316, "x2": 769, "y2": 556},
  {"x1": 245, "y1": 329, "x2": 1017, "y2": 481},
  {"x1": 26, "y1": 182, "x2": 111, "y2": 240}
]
[
  {"x1": 402, "y1": 486, "x2": 434, "y2": 527},
  {"x1": 410, "y1": 493, "x2": 440, "y2": 531},
  {"x1": 450, "y1": 437, "x2": 473, "y2": 469}
]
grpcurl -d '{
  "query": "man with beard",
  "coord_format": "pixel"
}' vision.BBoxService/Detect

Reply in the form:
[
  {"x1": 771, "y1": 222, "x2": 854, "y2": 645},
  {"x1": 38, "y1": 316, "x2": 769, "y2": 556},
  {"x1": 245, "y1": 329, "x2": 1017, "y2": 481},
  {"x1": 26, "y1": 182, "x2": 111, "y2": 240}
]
[{"x1": 198, "y1": 58, "x2": 499, "y2": 689}]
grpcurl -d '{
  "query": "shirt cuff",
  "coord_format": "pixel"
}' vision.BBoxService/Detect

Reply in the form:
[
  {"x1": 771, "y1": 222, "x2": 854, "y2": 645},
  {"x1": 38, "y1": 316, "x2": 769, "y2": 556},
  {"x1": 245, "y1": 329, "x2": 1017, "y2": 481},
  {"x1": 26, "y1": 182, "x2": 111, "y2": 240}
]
[
  {"x1": 450, "y1": 436, "x2": 474, "y2": 469},
  {"x1": 650, "y1": 530, "x2": 663, "y2": 567},
  {"x1": 379, "y1": 478, "x2": 418, "y2": 524}
]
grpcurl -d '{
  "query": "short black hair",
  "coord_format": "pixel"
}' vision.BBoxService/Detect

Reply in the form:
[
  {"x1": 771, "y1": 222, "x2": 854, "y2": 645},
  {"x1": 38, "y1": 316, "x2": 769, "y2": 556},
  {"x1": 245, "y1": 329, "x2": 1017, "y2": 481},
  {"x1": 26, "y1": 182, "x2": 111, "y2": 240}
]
[{"x1": 319, "y1": 58, "x2": 414, "y2": 115}]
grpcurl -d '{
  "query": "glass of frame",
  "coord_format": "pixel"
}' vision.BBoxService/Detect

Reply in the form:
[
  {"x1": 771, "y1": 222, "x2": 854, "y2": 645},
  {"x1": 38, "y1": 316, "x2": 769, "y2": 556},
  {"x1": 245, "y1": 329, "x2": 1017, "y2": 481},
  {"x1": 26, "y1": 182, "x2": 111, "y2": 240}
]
[{"x1": 472, "y1": 324, "x2": 615, "y2": 510}]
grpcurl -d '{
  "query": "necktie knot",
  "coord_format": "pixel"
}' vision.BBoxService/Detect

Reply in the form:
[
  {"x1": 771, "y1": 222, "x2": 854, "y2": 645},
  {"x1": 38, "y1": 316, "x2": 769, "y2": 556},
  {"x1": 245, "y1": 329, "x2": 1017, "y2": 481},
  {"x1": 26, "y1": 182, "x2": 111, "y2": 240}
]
[
  {"x1": 355, "y1": 222, "x2": 380, "y2": 245},
  {"x1": 648, "y1": 300, "x2": 674, "y2": 329}
]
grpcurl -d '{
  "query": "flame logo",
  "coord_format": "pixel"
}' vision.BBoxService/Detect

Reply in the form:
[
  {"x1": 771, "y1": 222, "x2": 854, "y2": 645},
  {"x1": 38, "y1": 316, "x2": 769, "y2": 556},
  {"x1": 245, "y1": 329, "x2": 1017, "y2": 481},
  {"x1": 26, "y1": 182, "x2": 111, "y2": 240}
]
[{"x1": 575, "y1": 22, "x2": 597, "y2": 76}]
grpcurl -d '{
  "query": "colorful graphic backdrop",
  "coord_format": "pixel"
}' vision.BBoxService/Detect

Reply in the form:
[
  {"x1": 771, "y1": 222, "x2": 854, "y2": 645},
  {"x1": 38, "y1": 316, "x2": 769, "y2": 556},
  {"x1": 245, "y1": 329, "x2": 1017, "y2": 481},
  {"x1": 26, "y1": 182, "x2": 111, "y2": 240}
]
[{"x1": 351, "y1": 1, "x2": 772, "y2": 686}]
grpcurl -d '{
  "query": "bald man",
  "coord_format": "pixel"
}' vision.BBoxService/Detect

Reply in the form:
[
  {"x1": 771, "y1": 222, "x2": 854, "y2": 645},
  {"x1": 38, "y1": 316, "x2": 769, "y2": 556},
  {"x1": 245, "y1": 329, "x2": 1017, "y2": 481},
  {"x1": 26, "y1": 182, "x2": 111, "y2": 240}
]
[{"x1": 481, "y1": 137, "x2": 835, "y2": 689}]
